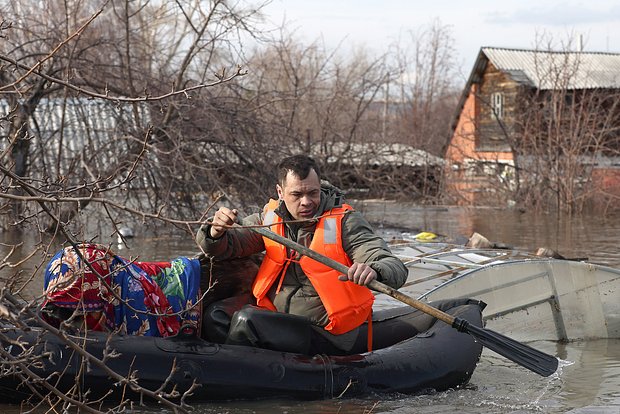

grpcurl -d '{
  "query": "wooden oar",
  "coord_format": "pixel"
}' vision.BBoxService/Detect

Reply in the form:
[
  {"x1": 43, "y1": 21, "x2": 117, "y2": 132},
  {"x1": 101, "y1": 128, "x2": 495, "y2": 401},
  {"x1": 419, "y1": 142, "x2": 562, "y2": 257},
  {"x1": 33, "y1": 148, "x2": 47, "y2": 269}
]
[{"x1": 248, "y1": 224, "x2": 559, "y2": 377}]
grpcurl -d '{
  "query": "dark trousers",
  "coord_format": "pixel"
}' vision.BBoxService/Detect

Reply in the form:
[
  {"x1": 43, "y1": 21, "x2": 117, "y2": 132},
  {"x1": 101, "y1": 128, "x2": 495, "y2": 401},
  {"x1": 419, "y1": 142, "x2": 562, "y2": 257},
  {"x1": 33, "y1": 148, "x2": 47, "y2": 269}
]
[{"x1": 202, "y1": 296, "x2": 365, "y2": 355}]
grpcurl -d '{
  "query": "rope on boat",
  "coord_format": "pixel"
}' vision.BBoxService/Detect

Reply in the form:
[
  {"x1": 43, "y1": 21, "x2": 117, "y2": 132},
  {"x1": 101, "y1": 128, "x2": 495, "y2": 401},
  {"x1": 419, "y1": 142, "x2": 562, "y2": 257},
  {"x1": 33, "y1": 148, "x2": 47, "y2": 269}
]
[{"x1": 315, "y1": 353, "x2": 334, "y2": 399}]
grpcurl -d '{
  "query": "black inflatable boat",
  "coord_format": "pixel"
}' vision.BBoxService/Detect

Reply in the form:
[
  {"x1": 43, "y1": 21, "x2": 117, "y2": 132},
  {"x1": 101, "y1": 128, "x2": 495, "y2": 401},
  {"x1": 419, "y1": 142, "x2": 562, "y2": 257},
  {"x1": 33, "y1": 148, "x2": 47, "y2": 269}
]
[{"x1": 0, "y1": 298, "x2": 484, "y2": 403}]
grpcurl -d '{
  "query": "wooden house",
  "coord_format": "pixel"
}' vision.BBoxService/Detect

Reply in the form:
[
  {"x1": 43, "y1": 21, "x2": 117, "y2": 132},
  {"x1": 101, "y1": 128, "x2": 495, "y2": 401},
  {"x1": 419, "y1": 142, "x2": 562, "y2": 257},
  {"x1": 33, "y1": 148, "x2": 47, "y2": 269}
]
[{"x1": 444, "y1": 47, "x2": 620, "y2": 207}]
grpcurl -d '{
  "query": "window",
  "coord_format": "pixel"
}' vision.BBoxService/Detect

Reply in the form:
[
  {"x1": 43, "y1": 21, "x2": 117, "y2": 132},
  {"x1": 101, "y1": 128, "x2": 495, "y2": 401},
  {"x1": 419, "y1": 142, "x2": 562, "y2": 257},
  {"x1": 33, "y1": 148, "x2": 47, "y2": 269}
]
[{"x1": 491, "y1": 92, "x2": 504, "y2": 119}]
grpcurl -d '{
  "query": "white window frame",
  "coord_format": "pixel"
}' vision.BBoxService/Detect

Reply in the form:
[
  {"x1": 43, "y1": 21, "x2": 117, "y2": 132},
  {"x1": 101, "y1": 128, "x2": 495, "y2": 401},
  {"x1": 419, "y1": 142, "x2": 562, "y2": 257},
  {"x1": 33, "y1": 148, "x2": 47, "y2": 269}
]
[{"x1": 491, "y1": 92, "x2": 504, "y2": 119}]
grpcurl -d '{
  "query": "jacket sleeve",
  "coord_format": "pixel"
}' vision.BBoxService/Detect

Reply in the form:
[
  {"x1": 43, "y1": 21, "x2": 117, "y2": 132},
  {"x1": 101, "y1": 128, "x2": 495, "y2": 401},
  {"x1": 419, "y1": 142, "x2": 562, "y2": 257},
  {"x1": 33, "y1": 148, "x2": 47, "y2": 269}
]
[
  {"x1": 341, "y1": 211, "x2": 408, "y2": 290},
  {"x1": 195, "y1": 212, "x2": 265, "y2": 260}
]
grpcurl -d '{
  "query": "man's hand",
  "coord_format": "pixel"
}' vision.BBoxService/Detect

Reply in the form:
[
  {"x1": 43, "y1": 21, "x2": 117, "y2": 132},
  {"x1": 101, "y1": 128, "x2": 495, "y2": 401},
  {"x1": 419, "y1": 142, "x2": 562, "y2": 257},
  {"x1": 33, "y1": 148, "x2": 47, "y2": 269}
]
[
  {"x1": 209, "y1": 207, "x2": 238, "y2": 239},
  {"x1": 338, "y1": 262, "x2": 377, "y2": 286}
]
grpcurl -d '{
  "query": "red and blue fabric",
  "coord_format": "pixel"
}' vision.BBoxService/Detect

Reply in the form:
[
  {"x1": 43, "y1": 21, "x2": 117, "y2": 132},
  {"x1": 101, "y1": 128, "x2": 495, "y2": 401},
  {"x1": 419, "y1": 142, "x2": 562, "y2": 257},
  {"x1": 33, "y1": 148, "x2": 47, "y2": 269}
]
[{"x1": 42, "y1": 243, "x2": 201, "y2": 337}]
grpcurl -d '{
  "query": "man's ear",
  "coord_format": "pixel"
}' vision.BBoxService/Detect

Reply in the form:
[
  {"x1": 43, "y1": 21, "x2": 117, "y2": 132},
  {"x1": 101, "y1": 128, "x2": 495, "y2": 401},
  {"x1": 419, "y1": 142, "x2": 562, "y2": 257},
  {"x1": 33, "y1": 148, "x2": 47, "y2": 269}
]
[{"x1": 276, "y1": 184, "x2": 283, "y2": 199}]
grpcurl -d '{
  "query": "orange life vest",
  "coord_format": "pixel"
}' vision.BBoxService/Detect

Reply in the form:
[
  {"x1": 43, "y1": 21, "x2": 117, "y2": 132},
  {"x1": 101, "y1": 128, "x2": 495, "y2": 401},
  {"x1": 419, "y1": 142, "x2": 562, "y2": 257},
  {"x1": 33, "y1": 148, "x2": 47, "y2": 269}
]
[{"x1": 252, "y1": 199, "x2": 375, "y2": 335}]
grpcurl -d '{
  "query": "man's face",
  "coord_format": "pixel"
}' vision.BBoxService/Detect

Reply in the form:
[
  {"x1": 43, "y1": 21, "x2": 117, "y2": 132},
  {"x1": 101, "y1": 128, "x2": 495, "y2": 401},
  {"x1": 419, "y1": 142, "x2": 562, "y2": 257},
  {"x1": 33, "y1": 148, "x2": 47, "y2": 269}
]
[{"x1": 276, "y1": 169, "x2": 321, "y2": 220}]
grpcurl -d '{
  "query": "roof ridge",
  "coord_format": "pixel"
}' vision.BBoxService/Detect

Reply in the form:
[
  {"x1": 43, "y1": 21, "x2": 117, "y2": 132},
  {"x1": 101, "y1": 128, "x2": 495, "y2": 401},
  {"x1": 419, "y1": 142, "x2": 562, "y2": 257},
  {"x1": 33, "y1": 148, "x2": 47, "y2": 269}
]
[{"x1": 481, "y1": 46, "x2": 620, "y2": 57}]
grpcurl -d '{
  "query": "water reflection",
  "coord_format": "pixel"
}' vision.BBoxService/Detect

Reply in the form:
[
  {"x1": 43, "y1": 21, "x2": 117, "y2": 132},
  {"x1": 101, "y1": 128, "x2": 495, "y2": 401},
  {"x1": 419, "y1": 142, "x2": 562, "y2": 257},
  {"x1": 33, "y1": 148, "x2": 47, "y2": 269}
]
[{"x1": 556, "y1": 340, "x2": 620, "y2": 410}]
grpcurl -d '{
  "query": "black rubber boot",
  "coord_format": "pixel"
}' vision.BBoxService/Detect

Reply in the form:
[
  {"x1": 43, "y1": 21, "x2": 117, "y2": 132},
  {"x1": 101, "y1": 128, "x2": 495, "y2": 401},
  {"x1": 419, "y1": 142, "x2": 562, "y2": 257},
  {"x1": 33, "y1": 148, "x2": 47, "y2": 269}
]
[{"x1": 201, "y1": 294, "x2": 252, "y2": 343}]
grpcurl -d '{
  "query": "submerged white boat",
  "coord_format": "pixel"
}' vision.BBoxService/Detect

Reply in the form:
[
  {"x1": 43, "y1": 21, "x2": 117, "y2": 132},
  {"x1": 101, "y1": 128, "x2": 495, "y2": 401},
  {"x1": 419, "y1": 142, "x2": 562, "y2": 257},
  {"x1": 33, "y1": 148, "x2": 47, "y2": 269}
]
[{"x1": 385, "y1": 241, "x2": 620, "y2": 342}]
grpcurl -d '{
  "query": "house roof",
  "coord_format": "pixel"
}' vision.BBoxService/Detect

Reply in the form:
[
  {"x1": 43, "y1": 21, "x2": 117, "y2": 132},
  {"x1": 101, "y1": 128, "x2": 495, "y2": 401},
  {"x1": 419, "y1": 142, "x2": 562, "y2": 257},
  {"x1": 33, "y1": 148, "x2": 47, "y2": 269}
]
[
  {"x1": 313, "y1": 142, "x2": 443, "y2": 167},
  {"x1": 447, "y1": 47, "x2": 620, "y2": 150},
  {"x1": 481, "y1": 47, "x2": 620, "y2": 90}
]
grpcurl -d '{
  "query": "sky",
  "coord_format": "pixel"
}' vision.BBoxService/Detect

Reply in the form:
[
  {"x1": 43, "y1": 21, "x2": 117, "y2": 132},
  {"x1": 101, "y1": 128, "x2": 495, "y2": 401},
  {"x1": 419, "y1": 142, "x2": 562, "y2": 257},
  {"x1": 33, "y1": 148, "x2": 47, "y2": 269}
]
[{"x1": 257, "y1": 0, "x2": 620, "y2": 83}]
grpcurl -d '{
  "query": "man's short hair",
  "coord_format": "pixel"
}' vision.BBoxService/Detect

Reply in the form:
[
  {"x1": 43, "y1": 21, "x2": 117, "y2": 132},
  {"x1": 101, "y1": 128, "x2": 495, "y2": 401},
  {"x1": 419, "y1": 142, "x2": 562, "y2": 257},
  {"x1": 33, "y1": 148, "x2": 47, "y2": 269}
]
[{"x1": 277, "y1": 155, "x2": 321, "y2": 186}]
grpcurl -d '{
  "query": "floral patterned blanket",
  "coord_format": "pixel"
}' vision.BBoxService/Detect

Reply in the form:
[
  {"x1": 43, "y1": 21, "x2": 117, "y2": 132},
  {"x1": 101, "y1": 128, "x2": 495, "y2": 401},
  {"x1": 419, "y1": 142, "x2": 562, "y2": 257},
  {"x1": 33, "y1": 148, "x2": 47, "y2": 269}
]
[{"x1": 42, "y1": 243, "x2": 201, "y2": 337}]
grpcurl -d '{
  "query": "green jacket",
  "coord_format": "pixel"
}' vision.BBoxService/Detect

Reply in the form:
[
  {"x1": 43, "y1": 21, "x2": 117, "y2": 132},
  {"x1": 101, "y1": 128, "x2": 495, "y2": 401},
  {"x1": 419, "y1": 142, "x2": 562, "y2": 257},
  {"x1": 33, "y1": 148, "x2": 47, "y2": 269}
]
[{"x1": 196, "y1": 185, "x2": 408, "y2": 344}]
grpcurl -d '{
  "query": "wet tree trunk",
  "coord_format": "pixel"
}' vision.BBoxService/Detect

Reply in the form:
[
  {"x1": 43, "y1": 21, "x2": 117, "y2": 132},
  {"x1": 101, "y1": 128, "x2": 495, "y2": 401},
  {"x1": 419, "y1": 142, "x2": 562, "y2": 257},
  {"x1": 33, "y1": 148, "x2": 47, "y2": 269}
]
[{"x1": 6, "y1": 79, "x2": 47, "y2": 219}]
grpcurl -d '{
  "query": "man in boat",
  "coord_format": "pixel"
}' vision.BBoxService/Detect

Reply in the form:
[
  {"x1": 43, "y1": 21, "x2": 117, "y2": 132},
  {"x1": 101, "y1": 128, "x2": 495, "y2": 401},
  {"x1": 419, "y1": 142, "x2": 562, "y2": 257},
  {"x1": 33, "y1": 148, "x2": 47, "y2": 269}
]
[{"x1": 196, "y1": 155, "x2": 408, "y2": 355}]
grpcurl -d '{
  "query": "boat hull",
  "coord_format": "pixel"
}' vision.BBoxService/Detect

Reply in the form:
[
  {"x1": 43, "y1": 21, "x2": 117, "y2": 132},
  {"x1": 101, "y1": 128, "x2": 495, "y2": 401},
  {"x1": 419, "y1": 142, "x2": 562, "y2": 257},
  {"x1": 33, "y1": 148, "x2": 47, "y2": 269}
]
[
  {"x1": 0, "y1": 299, "x2": 483, "y2": 403},
  {"x1": 387, "y1": 240, "x2": 620, "y2": 341},
  {"x1": 421, "y1": 259, "x2": 620, "y2": 341}
]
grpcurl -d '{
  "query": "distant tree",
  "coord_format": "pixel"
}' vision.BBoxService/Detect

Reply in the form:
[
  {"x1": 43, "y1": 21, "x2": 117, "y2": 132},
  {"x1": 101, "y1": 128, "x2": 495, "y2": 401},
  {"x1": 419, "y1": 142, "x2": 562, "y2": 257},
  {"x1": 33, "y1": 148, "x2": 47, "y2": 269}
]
[
  {"x1": 226, "y1": 33, "x2": 444, "y2": 201},
  {"x1": 387, "y1": 20, "x2": 460, "y2": 156},
  {"x1": 0, "y1": 0, "x2": 258, "y2": 230}
]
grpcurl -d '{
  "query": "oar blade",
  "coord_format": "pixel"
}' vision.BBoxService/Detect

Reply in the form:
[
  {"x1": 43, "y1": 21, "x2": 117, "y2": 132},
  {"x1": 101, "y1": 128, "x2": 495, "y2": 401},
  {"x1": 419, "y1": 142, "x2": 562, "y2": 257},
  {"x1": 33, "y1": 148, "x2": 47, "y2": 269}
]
[{"x1": 466, "y1": 323, "x2": 558, "y2": 377}]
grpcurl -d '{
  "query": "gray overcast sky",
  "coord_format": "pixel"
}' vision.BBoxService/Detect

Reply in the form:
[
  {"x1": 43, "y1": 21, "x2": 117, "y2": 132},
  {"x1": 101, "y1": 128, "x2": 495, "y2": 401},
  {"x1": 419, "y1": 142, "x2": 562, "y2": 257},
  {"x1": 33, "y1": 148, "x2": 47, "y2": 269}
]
[{"x1": 257, "y1": 0, "x2": 620, "y2": 82}]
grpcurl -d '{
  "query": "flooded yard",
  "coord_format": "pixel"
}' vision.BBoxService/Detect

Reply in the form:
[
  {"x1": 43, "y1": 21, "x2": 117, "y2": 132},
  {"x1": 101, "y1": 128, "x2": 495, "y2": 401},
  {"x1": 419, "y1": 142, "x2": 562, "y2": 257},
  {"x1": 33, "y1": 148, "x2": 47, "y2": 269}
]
[{"x1": 2, "y1": 202, "x2": 620, "y2": 413}]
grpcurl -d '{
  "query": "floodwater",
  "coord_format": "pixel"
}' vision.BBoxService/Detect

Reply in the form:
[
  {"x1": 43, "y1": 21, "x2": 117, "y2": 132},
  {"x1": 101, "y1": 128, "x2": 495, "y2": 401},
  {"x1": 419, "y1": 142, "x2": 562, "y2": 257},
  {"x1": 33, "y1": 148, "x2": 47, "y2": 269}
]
[{"x1": 2, "y1": 202, "x2": 620, "y2": 414}]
